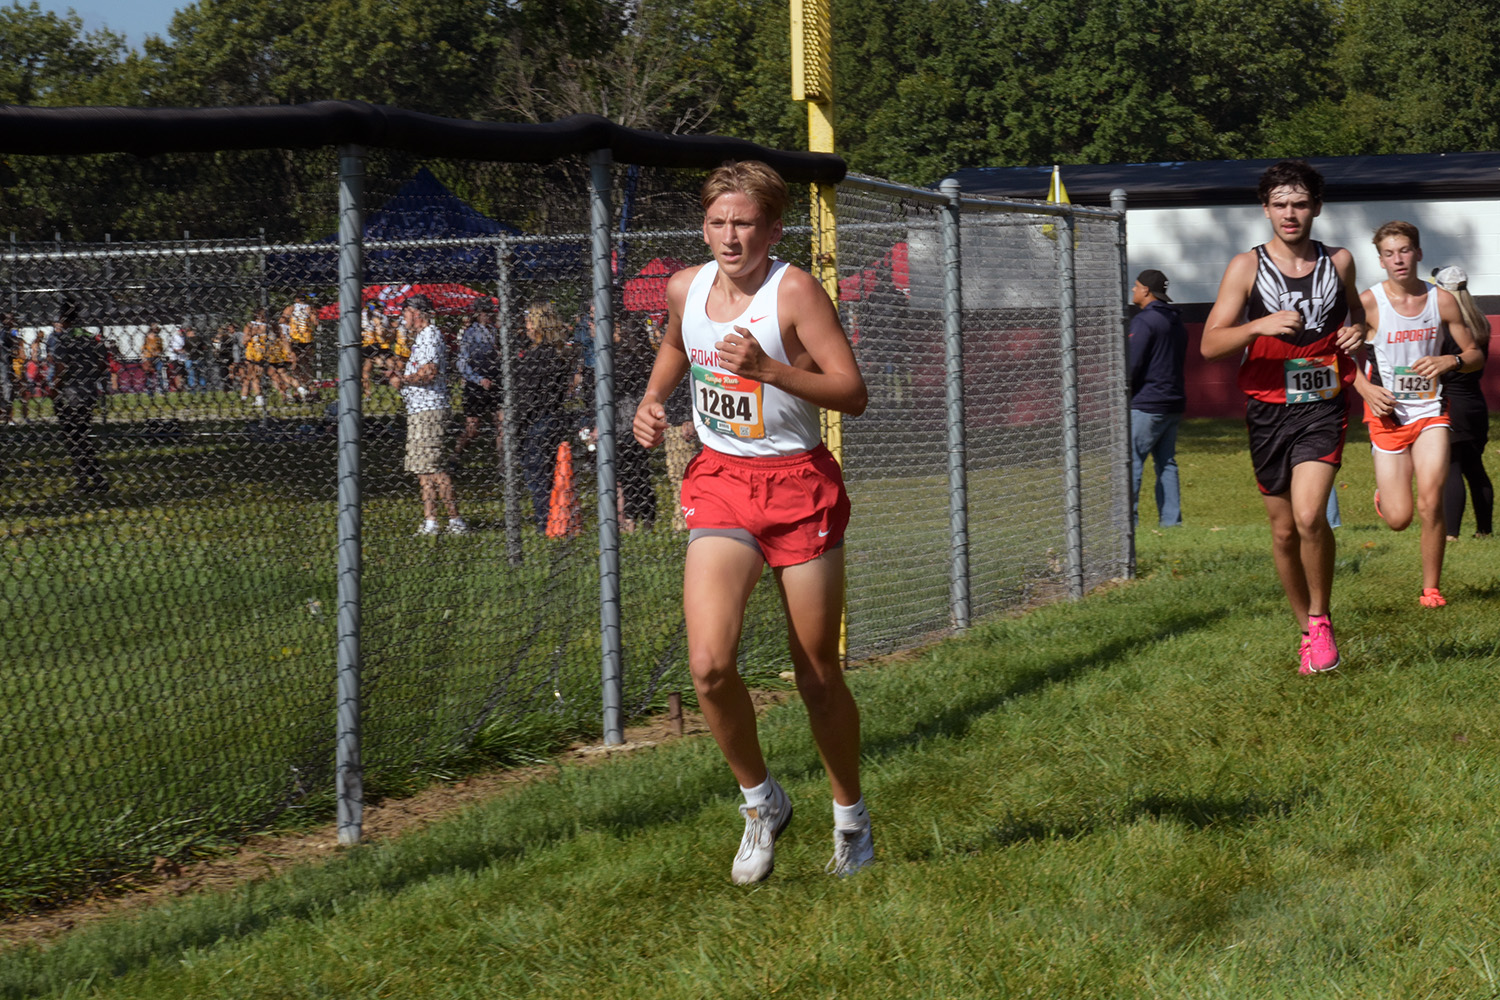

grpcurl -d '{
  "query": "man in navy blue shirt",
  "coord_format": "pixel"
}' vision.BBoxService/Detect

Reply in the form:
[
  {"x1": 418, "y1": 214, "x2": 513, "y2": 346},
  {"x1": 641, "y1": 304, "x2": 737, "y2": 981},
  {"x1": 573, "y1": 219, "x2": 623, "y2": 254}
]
[{"x1": 1128, "y1": 269, "x2": 1188, "y2": 526}]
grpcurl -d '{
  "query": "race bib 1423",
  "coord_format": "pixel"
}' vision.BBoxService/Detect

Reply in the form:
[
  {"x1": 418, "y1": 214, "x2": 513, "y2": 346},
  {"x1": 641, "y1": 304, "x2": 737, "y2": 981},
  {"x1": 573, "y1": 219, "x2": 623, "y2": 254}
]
[{"x1": 1391, "y1": 364, "x2": 1437, "y2": 402}]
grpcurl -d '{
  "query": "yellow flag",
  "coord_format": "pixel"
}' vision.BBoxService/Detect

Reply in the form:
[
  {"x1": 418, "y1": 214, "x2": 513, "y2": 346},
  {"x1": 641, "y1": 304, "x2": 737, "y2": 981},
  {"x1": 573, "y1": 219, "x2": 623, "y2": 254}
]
[
  {"x1": 1044, "y1": 164, "x2": 1069, "y2": 240},
  {"x1": 1048, "y1": 164, "x2": 1070, "y2": 205}
]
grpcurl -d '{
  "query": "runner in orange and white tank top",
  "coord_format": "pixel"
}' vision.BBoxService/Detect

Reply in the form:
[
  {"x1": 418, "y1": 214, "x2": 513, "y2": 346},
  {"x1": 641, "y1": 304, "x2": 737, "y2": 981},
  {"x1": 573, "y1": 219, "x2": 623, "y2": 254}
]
[
  {"x1": 1353, "y1": 221, "x2": 1482, "y2": 608},
  {"x1": 633, "y1": 161, "x2": 872, "y2": 885}
]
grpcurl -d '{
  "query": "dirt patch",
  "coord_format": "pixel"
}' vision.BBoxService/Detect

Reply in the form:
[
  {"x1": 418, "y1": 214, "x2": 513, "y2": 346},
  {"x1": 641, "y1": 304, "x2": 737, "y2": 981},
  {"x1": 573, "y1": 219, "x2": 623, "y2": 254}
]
[{"x1": 0, "y1": 689, "x2": 792, "y2": 951}]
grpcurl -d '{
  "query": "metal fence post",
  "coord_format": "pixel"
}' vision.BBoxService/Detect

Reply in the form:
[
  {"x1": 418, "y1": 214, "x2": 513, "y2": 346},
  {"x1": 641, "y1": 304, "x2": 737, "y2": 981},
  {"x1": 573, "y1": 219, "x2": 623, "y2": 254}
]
[
  {"x1": 335, "y1": 144, "x2": 366, "y2": 846},
  {"x1": 938, "y1": 179, "x2": 970, "y2": 631},
  {"x1": 258, "y1": 227, "x2": 268, "y2": 314},
  {"x1": 496, "y1": 239, "x2": 524, "y2": 566},
  {"x1": 1058, "y1": 209, "x2": 1084, "y2": 600},
  {"x1": 589, "y1": 149, "x2": 623, "y2": 746},
  {"x1": 1112, "y1": 188, "x2": 1135, "y2": 579}
]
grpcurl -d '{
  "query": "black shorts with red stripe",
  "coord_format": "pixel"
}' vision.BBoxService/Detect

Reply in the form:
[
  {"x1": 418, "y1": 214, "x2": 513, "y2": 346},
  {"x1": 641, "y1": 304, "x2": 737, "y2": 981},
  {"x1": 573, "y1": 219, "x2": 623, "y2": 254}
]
[{"x1": 1245, "y1": 394, "x2": 1349, "y2": 496}]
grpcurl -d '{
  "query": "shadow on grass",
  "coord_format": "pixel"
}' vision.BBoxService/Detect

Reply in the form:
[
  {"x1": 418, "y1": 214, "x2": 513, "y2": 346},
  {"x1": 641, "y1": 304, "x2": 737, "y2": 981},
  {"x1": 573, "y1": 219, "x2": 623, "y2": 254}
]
[
  {"x1": 0, "y1": 598, "x2": 1235, "y2": 996},
  {"x1": 852, "y1": 604, "x2": 1236, "y2": 768},
  {"x1": 962, "y1": 785, "x2": 1321, "y2": 855}
]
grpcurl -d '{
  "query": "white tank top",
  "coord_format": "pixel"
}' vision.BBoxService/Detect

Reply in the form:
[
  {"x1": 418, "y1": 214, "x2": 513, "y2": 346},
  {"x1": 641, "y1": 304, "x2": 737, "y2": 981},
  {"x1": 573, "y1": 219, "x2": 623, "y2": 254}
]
[
  {"x1": 1367, "y1": 281, "x2": 1445, "y2": 424},
  {"x1": 680, "y1": 259, "x2": 822, "y2": 457}
]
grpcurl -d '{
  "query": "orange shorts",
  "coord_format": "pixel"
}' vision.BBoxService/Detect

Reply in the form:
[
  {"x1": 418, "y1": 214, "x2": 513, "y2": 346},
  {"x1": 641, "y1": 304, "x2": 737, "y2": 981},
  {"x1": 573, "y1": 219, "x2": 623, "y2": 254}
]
[
  {"x1": 1366, "y1": 412, "x2": 1450, "y2": 454},
  {"x1": 681, "y1": 444, "x2": 850, "y2": 567}
]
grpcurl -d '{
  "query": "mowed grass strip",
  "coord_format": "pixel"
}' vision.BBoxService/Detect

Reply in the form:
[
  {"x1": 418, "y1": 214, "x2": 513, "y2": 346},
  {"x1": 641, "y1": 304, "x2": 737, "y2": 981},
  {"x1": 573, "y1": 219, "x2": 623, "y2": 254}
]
[{"x1": 2, "y1": 418, "x2": 1499, "y2": 998}]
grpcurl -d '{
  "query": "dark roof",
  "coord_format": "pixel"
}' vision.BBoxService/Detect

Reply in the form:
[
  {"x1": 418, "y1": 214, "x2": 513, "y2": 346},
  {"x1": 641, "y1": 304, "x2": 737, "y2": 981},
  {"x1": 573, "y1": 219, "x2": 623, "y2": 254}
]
[{"x1": 944, "y1": 151, "x2": 1500, "y2": 208}]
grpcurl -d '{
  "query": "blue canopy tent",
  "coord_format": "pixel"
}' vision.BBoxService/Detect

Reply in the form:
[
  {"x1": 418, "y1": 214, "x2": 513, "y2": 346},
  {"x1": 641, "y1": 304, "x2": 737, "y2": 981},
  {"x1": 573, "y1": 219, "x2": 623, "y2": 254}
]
[{"x1": 267, "y1": 168, "x2": 582, "y2": 286}]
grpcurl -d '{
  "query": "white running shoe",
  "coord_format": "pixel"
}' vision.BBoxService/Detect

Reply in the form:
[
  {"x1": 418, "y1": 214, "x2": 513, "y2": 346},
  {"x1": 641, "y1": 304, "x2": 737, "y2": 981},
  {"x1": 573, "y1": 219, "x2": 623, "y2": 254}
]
[
  {"x1": 415, "y1": 520, "x2": 441, "y2": 536},
  {"x1": 447, "y1": 517, "x2": 469, "y2": 535},
  {"x1": 826, "y1": 823, "x2": 875, "y2": 877},
  {"x1": 731, "y1": 779, "x2": 792, "y2": 885},
  {"x1": 253, "y1": 394, "x2": 265, "y2": 407}
]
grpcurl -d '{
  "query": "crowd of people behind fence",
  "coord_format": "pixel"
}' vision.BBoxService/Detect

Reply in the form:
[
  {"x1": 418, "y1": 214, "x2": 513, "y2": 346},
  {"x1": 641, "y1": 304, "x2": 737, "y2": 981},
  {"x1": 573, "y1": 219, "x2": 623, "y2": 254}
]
[{"x1": 2, "y1": 294, "x2": 697, "y2": 533}]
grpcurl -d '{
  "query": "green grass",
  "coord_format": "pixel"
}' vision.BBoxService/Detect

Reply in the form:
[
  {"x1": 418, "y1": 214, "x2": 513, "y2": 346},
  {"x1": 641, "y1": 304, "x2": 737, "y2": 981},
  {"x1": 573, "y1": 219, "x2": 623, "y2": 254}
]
[
  {"x1": 1, "y1": 417, "x2": 1496, "y2": 997},
  {"x1": 0, "y1": 401, "x2": 802, "y2": 913},
  {"x1": 0, "y1": 390, "x2": 1122, "y2": 914}
]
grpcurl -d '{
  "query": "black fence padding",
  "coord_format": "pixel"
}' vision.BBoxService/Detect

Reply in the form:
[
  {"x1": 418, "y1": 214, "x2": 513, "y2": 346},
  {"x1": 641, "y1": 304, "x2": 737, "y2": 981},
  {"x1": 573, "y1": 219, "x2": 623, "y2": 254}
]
[{"x1": 0, "y1": 101, "x2": 847, "y2": 182}]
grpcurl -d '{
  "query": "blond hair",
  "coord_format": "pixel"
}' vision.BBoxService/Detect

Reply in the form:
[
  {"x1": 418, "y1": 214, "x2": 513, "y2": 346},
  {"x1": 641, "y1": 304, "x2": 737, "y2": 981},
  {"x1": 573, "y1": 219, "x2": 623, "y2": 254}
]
[
  {"x1": 525, "y1": 300, "x2": 568, "y2": 345},
  {"x1": 1373, "y1": 220, "x2": 1421, "y2": 249},
  {"x1": 1431, "y1": 266, "x2": 1489, "y2": 351},
  {"x1": 1456, "y1": 289, "x2": 1489, "y2": 350},
  {"x1": 700, "y1": 161, "x2": 788, "y2": 223}
]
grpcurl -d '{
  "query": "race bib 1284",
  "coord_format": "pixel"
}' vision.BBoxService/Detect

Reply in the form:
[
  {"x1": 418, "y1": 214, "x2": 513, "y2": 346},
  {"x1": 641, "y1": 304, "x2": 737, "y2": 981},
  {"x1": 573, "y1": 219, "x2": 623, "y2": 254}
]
[{"x1": 692, "y1": 364, "x2": 765, "y2": 439}]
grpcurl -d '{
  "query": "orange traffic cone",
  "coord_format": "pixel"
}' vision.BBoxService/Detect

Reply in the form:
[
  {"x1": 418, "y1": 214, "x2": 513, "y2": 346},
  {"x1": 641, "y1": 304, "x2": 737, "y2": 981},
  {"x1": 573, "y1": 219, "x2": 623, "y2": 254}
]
[{"x1": 545, "y1": 440, "x2": 581, "y2": 538}]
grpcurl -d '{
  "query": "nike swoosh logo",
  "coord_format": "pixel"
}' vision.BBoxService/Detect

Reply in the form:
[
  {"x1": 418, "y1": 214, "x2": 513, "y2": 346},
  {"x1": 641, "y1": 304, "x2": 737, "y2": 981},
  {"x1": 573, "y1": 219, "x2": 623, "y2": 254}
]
[
  {"x1": 818, "y1": 529, "x2": 830, "y2": 537},
  {"x1": 749, "y1": 315, "x2": 767, "y2": 324}
]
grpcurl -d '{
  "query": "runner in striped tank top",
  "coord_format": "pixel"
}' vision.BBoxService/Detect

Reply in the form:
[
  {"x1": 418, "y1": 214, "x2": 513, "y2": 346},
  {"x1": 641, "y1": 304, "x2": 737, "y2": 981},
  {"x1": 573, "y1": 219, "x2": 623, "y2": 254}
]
[{"x1": 1202, "y1": 160, "x2": 1367, "y2": 676}]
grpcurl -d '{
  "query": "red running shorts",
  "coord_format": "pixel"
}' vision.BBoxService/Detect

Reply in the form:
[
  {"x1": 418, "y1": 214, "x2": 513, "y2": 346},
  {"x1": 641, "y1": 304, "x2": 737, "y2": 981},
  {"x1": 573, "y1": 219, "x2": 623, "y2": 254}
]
[{"x1": 680, "y1": 444, "x2": 850, "y2": 568}]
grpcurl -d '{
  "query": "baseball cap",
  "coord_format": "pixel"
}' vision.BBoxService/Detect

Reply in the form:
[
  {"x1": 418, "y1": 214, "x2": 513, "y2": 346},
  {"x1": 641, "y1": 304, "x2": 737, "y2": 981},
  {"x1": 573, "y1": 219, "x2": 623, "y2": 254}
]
[
  {"x1": 1431, "y1": 265, "x2": 1468, "y2": 291},
  {"x1": 1136, "y1": 269, "x2": 1171, "y2": 302}
]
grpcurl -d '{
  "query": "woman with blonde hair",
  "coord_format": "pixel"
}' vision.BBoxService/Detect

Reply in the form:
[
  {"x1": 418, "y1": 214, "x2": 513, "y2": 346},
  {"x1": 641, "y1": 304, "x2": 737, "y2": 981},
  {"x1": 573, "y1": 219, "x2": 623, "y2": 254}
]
[
  {"x1": 517, "y1": 299, "x2": 578, "y2": 528},
  {"x1": 1432, "y1": 264, "x2": 1492, "y2": 540}
]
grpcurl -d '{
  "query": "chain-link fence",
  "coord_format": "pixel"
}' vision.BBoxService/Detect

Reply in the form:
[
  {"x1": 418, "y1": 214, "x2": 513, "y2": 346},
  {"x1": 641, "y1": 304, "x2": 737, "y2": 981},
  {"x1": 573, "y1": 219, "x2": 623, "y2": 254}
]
[{"x1": 0, "y1": 108, "x2": 1128, "y2": 913}]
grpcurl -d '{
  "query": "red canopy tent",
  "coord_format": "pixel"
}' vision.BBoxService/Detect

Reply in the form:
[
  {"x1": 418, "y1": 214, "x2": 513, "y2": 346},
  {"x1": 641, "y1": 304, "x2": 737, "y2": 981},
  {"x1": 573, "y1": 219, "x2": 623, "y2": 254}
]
[
  {"x1": 622, "y1": 257, "x2": 687, "y2": 318},
  {"x1": 837, "y1": 242, "x2": 910, "y2": 302},
  {"x1": 316, "y1": 283, "x2": 494, "y2": 320}
]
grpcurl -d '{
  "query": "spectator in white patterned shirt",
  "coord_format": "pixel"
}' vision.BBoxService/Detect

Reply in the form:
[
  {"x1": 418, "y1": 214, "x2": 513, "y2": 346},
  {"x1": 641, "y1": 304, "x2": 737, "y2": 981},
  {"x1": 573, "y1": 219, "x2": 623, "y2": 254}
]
[{"x1": 389, "y1": 295, "x2": 467, "y2": 536}]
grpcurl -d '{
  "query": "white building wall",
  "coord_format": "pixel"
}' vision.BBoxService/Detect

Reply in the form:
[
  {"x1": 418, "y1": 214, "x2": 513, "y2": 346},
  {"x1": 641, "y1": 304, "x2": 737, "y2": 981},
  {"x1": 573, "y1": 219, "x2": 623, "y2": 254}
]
[{"x1": 1126, "y1": 198, "x2": 1500, "y2": 306}]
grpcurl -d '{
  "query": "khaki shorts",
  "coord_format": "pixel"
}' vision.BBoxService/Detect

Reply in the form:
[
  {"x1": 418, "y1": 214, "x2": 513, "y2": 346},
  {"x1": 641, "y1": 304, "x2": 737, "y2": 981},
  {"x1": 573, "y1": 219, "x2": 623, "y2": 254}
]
[{"x1": 405, "y1": 407, "x2": 449, "y2": 474}]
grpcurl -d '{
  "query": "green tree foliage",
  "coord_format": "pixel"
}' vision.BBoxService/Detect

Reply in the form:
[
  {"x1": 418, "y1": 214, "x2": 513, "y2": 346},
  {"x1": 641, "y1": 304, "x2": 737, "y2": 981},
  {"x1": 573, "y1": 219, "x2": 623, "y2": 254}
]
[
  {"x1": 0, "y1": 1, "x2": 132, "y2": 105},
  {"x1": 135, "y1": 0, "x2": 501, "y2": 115},
  {"x1": 3, "y1": 0, "x2": 1499, "y2": 237},
  {"x1": 1268, "y1": 0, "x2": 1500, "y2": 156}
]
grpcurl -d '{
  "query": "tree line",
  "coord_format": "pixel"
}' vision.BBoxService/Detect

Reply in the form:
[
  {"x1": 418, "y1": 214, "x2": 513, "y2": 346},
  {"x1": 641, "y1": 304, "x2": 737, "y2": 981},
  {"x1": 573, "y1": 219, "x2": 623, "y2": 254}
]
[{"x1": 3, "y1": 0, "x2": 1498, "y2": 240}]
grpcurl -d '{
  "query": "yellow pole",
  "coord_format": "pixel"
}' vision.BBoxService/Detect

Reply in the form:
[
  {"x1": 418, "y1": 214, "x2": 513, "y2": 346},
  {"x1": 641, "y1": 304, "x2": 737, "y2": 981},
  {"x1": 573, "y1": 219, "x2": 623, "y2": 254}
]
[{"x1": 792, "y1": 0, "x2": 845, "y2": 656}]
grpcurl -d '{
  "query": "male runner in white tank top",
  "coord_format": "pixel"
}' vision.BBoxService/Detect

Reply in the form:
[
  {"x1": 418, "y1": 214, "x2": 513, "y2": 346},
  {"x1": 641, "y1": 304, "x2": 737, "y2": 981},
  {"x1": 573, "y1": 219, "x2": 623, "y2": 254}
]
[
  {"x1": 1352, "y1": 221, "x2": 1481, "y2": 607},
  {"x1": 633, "y1": 161, "x2": 872, "y2": 883}
]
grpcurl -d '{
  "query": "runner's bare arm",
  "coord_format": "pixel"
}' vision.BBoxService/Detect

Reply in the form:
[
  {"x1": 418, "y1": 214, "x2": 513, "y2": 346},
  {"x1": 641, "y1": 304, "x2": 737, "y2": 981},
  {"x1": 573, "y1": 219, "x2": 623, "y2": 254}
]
[
  {"x1": 1350, "y1": 287, "x2": 1393, "y2": 417},
  {"x1": 1201, "y1": 251, "x2": 1304, "y2": 360},
  {"x1": 1330, "y1": 247, "x2": 1367, "y2": 353},
  {"x1": 1352, "y1": 366, "x2": 1394, "y2": 418},
  {"x1": 1410, "y1": 287, "x2": 1482, "y2": 378},
  {"x1": 633, "y1": 268, "x2": 697, "y2": 449},
  {"x1": 715, "y1": 267, "x2": 867, "y2": 415}
]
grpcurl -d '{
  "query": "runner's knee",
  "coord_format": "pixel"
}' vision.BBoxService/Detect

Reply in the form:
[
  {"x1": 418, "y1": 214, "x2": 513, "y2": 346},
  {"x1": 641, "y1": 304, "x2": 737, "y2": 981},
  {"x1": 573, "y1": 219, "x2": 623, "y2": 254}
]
[{"x1": 792, "y1": 663, "x2": 848, "y2": 713}]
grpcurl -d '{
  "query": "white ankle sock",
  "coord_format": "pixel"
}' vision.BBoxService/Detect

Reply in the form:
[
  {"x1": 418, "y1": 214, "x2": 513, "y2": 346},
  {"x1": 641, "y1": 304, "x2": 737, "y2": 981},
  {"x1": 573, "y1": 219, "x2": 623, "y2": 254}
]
[
  {"x1": 833, "y1": 797, "x2": 869, "y2": 830},
  {"x1": 740, "y1": 775, "x2": 776, "y2": 808}
]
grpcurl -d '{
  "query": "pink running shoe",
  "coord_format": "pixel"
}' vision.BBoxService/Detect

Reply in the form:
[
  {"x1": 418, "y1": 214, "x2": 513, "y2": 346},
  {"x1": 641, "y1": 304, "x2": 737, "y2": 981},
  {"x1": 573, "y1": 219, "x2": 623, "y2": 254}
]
[
  {"x1": 1373, "y1": 489, "x2": 1383, "y2": 521},
  {"x1": 1302, "y1": 614, "x2": 1339, "y2": 674},
  {"x1": 1297, "y1": 633, "x2": 1313, "y2": 675},
  {"x1": 1420, "y1": 588, "x2": 1447, "y2": 608}
]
